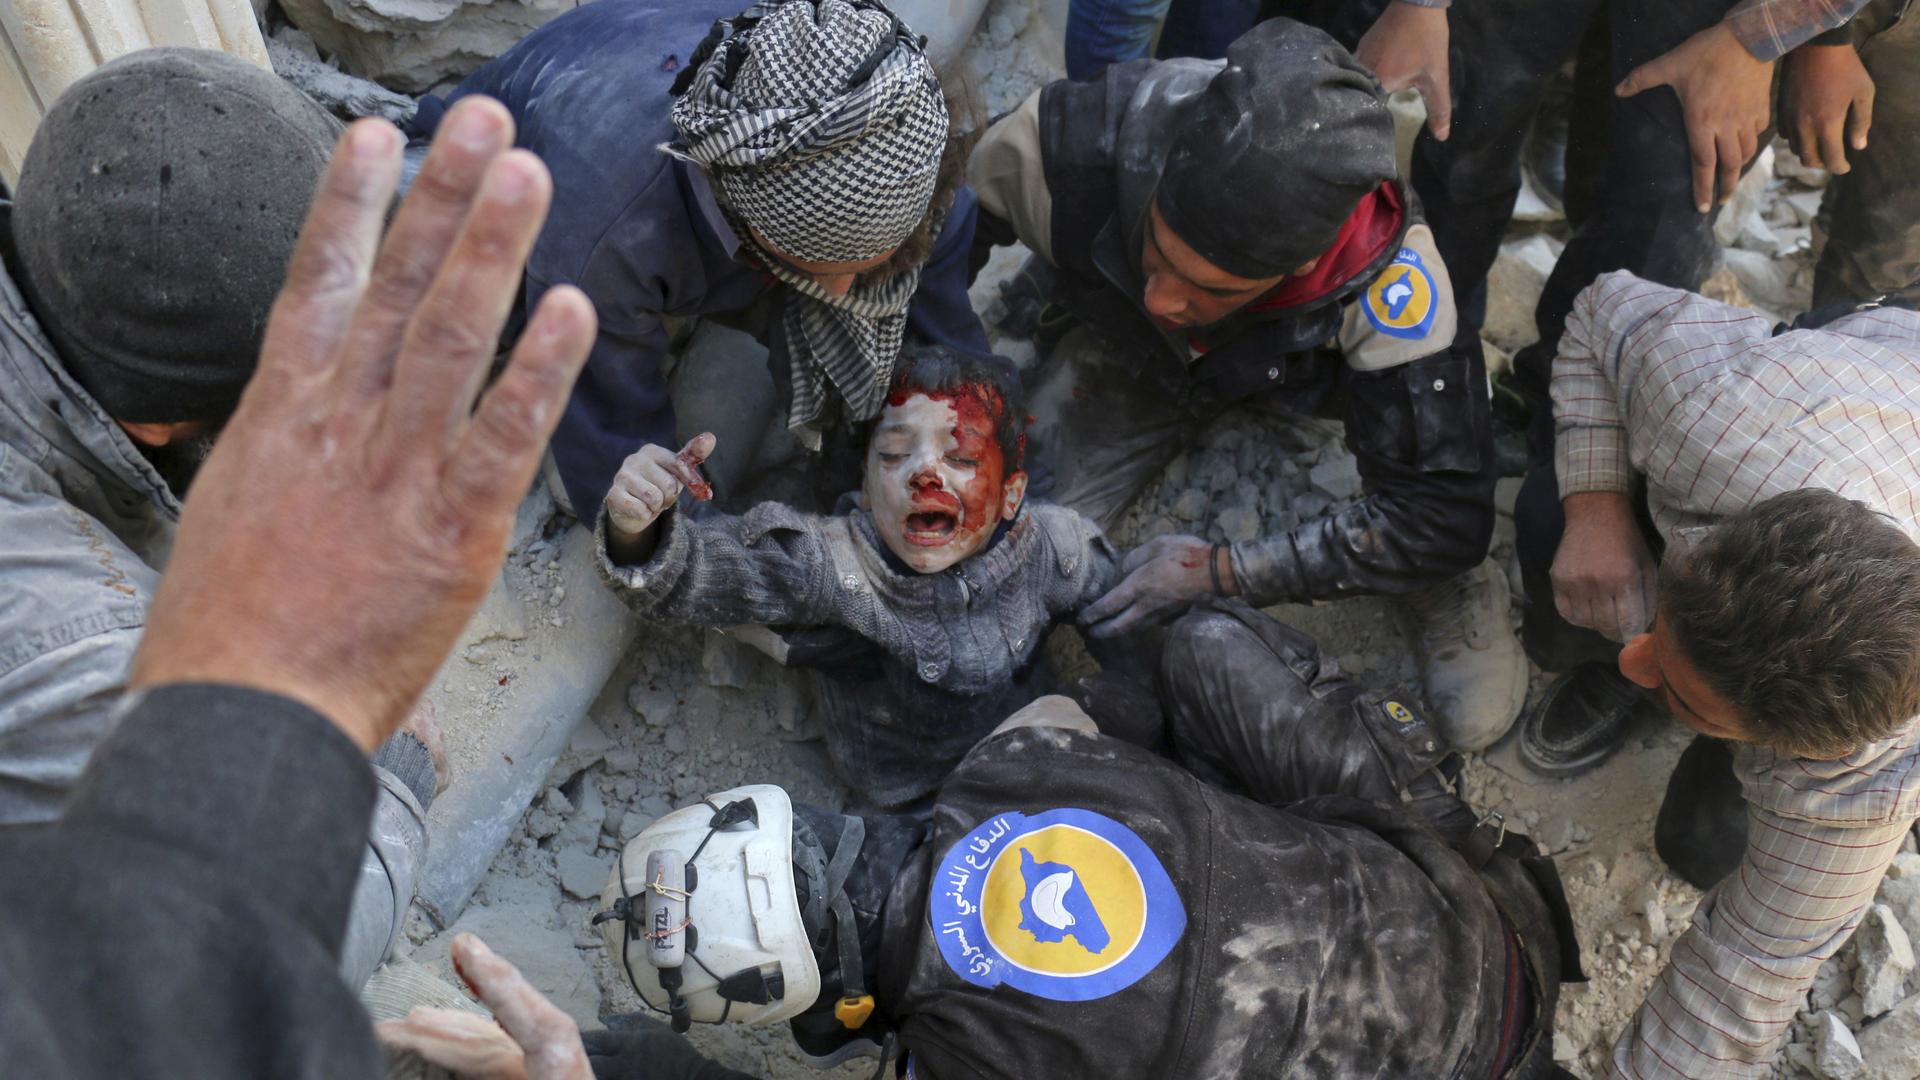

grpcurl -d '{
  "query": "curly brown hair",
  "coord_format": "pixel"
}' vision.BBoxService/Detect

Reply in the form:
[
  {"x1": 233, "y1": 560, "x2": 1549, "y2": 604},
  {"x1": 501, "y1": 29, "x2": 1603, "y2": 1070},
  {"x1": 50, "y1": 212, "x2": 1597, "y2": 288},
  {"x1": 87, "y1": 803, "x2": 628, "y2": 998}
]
[{"x1": 1661, "y1": 489, "x2": 1920, "y2": 759}]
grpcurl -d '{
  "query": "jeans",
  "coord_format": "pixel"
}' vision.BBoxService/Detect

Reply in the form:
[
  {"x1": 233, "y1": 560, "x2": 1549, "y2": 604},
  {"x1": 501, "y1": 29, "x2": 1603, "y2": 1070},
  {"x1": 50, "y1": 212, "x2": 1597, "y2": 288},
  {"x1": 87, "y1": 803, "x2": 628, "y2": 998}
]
[{"x1": 1064, "y1": 0, "x2": 1263, "y2": 79}]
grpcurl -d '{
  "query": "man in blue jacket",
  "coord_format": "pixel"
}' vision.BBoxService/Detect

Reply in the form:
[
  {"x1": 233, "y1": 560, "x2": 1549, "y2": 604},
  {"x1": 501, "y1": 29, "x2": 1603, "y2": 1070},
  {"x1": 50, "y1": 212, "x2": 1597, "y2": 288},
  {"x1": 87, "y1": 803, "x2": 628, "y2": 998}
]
[{"x1": 409, "y1": 0, "x2": 992, "y2": 517}]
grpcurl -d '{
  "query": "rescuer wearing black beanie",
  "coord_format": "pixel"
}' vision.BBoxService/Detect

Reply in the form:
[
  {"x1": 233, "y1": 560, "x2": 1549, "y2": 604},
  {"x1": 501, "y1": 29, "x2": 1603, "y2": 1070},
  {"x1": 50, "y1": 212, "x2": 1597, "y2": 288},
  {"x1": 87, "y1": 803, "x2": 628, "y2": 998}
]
[
  {"x1": 966, "y1": 17, "x2": 1528, "y2": 757},
  {"x1": 9, "y1": 47, "x2": 341, "y2": 427},
  {"x1": 1154, "y1": 19, "x2": 1396, "y2": 282}
]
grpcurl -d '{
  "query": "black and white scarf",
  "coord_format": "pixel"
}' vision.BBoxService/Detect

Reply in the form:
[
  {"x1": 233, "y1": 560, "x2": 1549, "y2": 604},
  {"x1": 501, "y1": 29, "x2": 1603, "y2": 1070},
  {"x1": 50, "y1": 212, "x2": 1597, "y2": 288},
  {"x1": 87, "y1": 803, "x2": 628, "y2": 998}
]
[{"x1": 667, "y1": 0, "x2": 948, "y2": 443}]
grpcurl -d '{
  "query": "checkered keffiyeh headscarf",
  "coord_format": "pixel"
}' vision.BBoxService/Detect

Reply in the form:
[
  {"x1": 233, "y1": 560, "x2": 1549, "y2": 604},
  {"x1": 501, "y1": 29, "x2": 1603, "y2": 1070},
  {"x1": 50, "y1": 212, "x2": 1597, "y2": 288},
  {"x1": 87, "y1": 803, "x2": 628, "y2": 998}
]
[{"x1": 667, "y1": 0, "x2": 949, "y2": 444}]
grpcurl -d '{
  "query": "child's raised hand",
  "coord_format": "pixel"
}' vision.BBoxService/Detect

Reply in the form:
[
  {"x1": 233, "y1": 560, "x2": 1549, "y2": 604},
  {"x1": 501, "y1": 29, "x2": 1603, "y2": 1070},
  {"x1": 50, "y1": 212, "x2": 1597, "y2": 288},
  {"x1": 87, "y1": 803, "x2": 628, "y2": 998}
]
[{"x1": 604, "y1": 433, "x2": 716, "y2": 541}]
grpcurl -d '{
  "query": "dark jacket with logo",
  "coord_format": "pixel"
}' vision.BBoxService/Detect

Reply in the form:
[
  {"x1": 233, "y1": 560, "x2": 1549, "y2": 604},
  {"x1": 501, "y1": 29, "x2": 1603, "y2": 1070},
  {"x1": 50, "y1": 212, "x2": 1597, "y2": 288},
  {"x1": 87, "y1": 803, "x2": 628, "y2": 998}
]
[
  {"x1": 876, "y1": 724, "x2": 1518, "y2": 1078},
  {"x1": 971, "y1": 58, "x2": 1497, "y2": 604},
  {"x1": 409, "y1": 0, "x2": 991, "y2": 517}
]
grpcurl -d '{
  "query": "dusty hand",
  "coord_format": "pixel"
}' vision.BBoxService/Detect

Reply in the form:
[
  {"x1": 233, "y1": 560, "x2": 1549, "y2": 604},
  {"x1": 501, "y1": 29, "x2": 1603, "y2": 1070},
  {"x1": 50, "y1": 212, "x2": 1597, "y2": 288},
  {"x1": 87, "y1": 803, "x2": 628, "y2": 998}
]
[
  {"x1": 1356, "y1": 1, "x2": 1452, "y2": 140},
  {"x1": 604, "y1": 433, "x2": 717, "y2": 542},
  {"x1": 376, "y1": 934, "x2": 592, "y2": 1080},
  {"x1": 1081, "y1": 535, "x2": 1232, "y2": 638},
  {"x1": 400, "y1": 698, "x2": 452, "y2": 795},
  {"x1": 127, "y1": 98, "x2": 596, "y2": 753},
  {"x1": 1616, "y1": 22, "x2": 1775, "y2": 213},
  {"x1": 1551, "y1": 492, "x2": 1659, "y2": 643},
  {"x1": 1781, "y1": 43, "x2": 1874, "y2": 175}
]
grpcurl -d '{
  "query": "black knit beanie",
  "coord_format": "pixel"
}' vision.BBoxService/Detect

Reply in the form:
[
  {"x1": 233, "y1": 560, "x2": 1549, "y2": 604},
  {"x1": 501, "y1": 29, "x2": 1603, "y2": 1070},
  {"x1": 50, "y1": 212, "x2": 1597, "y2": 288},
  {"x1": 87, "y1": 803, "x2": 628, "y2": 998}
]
[
  {"x1": 10, "y1": 48, "x2": 342, "y2": 424},
  {"x1": 1154, "y1": 18, "x2": 1396, "y2": 281}
]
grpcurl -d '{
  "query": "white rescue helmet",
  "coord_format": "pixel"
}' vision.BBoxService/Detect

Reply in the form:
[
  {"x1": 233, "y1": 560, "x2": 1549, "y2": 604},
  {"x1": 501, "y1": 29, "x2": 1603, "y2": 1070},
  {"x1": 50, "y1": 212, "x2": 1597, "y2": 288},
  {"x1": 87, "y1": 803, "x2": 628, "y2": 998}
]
[{"x1": 595, "y1": 784, "x2": 820, "y2": 1028}]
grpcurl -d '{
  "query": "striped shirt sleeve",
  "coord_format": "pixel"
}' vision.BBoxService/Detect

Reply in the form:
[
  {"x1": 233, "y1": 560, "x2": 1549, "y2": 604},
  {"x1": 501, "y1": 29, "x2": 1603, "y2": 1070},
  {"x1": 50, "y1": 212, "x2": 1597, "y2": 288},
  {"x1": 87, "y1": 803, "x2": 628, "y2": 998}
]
[
  {"x1": 1723, "y1": 0, "x2": 1872, "y2": 61},
  {"x1": 1551, "y1": 275, "x2": 1645, "y2": 497},
  {"x1": 1609, "y1": 794, "x2": 1914, "y2": 1077}
]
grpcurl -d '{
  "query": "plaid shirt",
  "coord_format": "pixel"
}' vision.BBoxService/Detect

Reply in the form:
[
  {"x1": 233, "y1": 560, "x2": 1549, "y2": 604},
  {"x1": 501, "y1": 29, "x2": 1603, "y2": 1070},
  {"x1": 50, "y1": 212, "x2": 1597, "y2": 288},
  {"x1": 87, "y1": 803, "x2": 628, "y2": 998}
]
[
  {"x1": 1725, "y1": 0, "x2": 1872, "y2": 60},
  {"x1": 1553, "y1": 271, "x2": 1920, "y2": 1078}
]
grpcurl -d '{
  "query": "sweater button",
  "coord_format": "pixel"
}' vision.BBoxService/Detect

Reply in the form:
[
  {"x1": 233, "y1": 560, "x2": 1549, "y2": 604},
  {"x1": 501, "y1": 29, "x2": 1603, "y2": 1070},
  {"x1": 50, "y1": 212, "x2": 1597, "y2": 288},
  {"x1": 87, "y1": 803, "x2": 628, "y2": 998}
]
[
  {"x1": 1063, "y1": 556, "x2": 1076, "y2": 573},
  {"x1": 841, "y1": 573, "x2": 860, "y2": 590},
  {"x1": 1011, "y1": 637, "x2": 1025, "y2": 651},
  {"x1": 919, "y1": 662, "x2": 938, "y2": 679},
  {"x1": 1266, "y1": 367, "x2": 1280, "y2": 380},
  {"x1": 1432, "y1": 378, "x2": 1446, "y2": 391}
]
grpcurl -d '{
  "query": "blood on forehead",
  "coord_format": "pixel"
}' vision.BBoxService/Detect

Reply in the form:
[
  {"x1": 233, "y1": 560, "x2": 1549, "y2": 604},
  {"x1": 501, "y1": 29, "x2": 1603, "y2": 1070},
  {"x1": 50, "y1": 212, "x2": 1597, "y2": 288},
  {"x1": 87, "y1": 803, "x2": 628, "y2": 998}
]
[{"x1": 885, "y1": 382, "x2": 1026, "y2": 468}]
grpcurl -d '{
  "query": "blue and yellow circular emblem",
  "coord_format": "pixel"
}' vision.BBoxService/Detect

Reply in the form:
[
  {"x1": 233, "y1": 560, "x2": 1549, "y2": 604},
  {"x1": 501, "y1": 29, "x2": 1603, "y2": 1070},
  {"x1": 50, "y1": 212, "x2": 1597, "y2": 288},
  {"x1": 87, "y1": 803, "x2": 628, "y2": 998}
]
[
  {"x1": 930, "y1": 808, "x2": 1186, "y2": 1001},
  {"x1": 1362, "y1": 247, "x2": 1438, "y2": 340}
]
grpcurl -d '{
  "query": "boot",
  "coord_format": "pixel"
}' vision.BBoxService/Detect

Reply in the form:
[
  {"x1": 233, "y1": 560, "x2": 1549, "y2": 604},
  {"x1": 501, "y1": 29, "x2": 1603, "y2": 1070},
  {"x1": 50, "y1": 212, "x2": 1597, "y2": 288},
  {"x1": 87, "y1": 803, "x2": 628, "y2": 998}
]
[
  {"x1": 1401, "y1": 559, "x2": 1530, "y2": 752},
  {"x1": 1516, "y1": 662, "x2": 1647, "y2": 779}
]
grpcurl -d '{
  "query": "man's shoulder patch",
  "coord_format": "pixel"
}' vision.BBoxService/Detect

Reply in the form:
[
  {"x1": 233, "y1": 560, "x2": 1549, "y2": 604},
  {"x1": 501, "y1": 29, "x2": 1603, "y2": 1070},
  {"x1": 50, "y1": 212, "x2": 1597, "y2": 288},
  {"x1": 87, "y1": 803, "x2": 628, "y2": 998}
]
[
  {"x1": 929, "y1": 808, "x2": 1187, "y2": 1002},
  {"x1": 1362, "y1": 248, "x2": 1440, "y2": 340},
  {"x1": 1341, "y1": 223, "x2": 1458, "y2": 373}
]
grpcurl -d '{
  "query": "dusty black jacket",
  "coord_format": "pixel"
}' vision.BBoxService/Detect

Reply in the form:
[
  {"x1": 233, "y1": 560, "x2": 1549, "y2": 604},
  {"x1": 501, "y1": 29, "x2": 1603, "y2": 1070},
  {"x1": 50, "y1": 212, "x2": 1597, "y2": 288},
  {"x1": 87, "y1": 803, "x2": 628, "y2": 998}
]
[
  {"x1": 876, "y1": 724, "x2": 1516, "y2": 1078},
  {"x1": 0, "y1": 685, "x2": 385, "y2": 1079},
  {"x1": 972, "y1": 58, "x2": 1498, "y2": 603}
]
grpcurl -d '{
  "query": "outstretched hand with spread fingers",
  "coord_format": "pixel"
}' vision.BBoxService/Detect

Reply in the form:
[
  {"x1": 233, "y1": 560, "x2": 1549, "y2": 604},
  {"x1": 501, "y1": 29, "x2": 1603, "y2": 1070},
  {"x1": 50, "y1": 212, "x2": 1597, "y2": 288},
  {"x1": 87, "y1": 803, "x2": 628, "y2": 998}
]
[{"x1": 128, "y1": 96, "x2": 597, "y2": 755}]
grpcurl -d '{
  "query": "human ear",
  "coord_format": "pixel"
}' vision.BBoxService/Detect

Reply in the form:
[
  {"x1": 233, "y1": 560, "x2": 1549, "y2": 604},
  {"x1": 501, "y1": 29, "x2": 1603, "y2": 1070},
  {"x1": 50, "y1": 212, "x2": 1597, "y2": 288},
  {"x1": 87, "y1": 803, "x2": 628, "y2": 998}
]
[
  {"x1": 1617, "y1": 632, "x2": 1660, "y2": 689},
  {"x1": 1000, "y1": 471, "x2": 1029, "y2": 520}
]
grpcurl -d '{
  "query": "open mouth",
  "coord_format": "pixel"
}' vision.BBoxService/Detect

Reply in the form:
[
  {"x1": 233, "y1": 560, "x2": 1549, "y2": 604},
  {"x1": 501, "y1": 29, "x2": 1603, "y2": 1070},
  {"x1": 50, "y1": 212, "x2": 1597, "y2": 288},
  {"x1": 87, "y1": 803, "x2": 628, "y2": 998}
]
[{"x1": 904, "y1": 508, "x2": 960, "y2": 546}]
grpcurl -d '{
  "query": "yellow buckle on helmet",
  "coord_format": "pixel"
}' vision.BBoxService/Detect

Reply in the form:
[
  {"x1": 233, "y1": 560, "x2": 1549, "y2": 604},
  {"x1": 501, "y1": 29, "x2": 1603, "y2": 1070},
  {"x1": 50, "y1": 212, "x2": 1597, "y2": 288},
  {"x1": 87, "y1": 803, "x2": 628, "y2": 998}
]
[{"x1": 835, "y1": 993, "x2": 875, "y2": 1029}]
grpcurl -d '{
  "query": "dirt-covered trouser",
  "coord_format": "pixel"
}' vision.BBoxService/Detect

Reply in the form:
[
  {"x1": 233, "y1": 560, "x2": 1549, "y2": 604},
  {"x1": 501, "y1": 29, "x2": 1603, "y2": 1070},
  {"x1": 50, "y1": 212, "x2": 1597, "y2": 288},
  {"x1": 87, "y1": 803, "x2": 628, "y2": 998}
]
[
  {"x1": 1267, "y1": 0, "x2": 1737, "y2": 418},
  {"x1": 1157, "y1": 600, "x2": 1573, "y2": 1077},
  {"x1": 1815, "y1": 0, "x2": 1920, "y2": 308}
]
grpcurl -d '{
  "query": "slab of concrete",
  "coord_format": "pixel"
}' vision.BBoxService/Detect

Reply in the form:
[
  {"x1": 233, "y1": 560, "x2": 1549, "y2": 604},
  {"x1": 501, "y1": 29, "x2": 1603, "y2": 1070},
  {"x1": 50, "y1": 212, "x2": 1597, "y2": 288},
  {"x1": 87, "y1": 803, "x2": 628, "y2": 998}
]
[{"x1": 412, "y1": 487, "x2": 638, "y2": 925}]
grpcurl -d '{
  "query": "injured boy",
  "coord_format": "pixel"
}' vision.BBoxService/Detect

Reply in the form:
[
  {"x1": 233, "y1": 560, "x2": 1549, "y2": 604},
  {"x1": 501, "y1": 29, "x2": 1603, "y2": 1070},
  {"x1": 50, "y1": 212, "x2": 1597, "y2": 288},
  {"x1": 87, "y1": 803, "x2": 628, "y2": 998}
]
[{"x1": 595, "y1": 346, "x2": 1119, "y2": 806}]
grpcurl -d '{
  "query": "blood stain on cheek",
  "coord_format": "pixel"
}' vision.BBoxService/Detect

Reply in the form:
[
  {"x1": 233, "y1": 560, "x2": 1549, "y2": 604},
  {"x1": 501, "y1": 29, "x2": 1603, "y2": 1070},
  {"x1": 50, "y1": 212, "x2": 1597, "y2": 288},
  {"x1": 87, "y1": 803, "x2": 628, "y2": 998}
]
[{"x1": 889, "y1": 383, "x2": 1010, "y2": 537}]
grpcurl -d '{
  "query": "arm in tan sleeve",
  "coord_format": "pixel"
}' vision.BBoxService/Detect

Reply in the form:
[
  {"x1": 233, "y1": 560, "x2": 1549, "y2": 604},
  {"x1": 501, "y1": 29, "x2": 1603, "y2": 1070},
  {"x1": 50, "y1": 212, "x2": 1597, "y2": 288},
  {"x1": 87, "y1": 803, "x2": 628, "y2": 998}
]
[{"x1": 967, "y1": 89, "x2": 1054, "y2": 266}]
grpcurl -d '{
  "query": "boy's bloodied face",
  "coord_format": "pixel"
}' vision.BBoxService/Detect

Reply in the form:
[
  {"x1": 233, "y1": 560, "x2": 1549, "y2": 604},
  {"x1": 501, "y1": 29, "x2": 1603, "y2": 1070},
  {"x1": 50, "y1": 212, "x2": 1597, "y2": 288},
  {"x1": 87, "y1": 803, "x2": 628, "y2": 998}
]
[{"x1": 863, "y1": 388, "x2": 1028, "y2": 574}]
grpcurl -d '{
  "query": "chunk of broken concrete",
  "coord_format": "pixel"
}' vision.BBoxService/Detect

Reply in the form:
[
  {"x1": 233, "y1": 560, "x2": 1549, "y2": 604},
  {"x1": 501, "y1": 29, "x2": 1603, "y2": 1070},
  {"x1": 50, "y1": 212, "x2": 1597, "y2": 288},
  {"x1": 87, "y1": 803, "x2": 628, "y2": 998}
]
[
  {"x1": 1309, "y1": 456, "x2": 1363, "y2": 501},
  {"x1": 1813, "y1": 1009, "x2": 1867, "y2": 1080},
  {"x1": 1854, "y1": 903, "x2": 1915, "y2": 1019},
  {"x1": 1217, "y1": 507, "x2": 1261, "y2": 543},
  {"x1": 1857, "y1": 990, "x2": 1920, "y2": 1080},
  {"x1": 555, "y1": 847, "x2": 608, "y2": 902}
]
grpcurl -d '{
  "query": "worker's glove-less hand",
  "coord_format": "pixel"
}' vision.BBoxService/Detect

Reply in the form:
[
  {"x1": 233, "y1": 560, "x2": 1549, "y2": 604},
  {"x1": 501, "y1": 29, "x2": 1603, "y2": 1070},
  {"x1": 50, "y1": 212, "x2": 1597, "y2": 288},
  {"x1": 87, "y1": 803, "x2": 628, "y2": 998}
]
[
  {"x1": 127, "y1": 98, "x2": 596, "y2": 754},
  {"x1": 377, "y1": 933, "x2": 593, "y2": 1080},
  {"x1": 1356, "y1": 2, "x2": 1452, "y2": 140},
  {"x1": 1781, "y1": 43, "x2": 1874, "y2": 175},
  {"x1": 1551, "y1": 492, "x2": 1658, "y2": 644},
  {"x1": 1615, "y1": 22, "x2": 1774, "y2": 214},
  {"x1": 1082, "y1": 534, "x2": 1218, "y2": 638},
  {"x1": 605, "y1": 433, "x2": 717, "y2": 542}
]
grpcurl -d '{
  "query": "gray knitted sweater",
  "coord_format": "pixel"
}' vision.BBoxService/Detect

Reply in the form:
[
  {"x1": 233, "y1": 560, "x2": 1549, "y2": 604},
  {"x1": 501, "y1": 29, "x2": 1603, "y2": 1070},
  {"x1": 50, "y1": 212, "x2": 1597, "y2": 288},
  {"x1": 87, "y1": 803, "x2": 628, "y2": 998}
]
[
  {"x1": 596, "y1": 499, "x2": 1118, "y2": 695},
  {"x1": 595, "y1": 499, "x2": 1119, "y2": 803}
]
